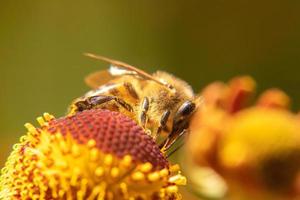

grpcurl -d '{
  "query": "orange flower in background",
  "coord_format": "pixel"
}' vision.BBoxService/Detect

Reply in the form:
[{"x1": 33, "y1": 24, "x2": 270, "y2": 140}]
[
  {"x1": 0, "y1": 109, "x2": 186, "y2": 200},
  {"x1": 188, "y1": 76, "x2": 300, "y2": 199}
]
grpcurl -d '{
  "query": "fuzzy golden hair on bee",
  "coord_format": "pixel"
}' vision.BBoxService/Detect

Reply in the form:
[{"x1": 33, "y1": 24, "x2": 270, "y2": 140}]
[{"x1": 152, "y1": 71, "x2": 194, "y2": 99}]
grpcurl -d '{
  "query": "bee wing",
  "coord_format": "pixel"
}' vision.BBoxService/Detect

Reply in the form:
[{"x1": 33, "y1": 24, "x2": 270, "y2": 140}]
[
  {"x1": 108, "y1": 65, "x2": 138, "y2": 76},
  {"x1": 84, "y1": 53, "x2": 173, "y2": 89},
  {"x1": 84, "y1": 59, "x2": 140, "y2": 89},
  {"x1": 84, "y1": 70, "x2": 114, "y2": 89}
]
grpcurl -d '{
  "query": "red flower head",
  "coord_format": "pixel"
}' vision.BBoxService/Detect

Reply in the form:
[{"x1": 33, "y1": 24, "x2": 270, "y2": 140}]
[{"x1": 0, "y1": 109, "x2": 186, "y2": 199}]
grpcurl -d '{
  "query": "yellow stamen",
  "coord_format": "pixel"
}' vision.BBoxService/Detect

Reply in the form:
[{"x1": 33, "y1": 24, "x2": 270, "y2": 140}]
[
  {"x1": 148, "y1": 172, "x2": 160, "y2": 182},
  {"x1": 131, "y1": 171, "x2": 145, "y2": 181}
]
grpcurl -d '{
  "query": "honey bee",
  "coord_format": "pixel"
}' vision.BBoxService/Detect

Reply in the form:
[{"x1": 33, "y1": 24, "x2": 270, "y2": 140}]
[{"x1": 69, "y1": 53, "x2": 200, "y2": 153}]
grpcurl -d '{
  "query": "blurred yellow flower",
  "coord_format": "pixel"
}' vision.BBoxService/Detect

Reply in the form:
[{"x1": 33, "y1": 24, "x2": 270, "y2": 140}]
[
  {"x1": 188, "y1": 76, "x2": 300, "y2": 199},
  {"x1": 0, "y1": 109, "x2": 185, "y2": 200}
]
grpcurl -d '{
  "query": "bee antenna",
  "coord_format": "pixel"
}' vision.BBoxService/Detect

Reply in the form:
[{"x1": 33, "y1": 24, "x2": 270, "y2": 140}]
[
  {"x1": 84, "y1": 52, "x2": 175, "y2": 91},
  {"x1": 84, "y1": 53, "x2": 126, "y2": 66}
]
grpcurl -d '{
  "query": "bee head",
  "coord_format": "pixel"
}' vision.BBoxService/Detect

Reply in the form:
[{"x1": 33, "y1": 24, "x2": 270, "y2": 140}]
[
  {"x1": 152, "y1": 71, "x2": 197, "y2": 140},
  {"x1": 153, "y1": 71, "x2": 194, "y2": 99}
]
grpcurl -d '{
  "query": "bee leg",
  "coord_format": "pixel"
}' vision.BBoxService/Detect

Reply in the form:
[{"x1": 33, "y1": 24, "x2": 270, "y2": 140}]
[
  {"x1": 88, "y1": 95, "x2": 133, "y2": 112},
  {"x1": 89, "y1": 95, "x2": 114, "y2": 106},
  {"x1": 113, "y1": 97, "x2": 134, "y2": 112},
  {"x1": 139, "y1": 97, "x2": 149, "y2": 128},
  {"x1": 74, "y1": 100, "x2": 92, "y2": 112},
  {"x1": 155, "y1": 110, "x2": 171, "y2": 138},
  {"x1": 123, "y1": 82, "x2": 139, "y2": 99}
]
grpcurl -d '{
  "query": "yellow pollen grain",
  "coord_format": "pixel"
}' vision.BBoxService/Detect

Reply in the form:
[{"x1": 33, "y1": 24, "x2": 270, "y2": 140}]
[
  {"x1": 90, "y1": 148, "x2": 99, "y2": 161},
  {"x1": 58, "y1": 190, "x2": 65, "y2": 198},
  {"x1": 77, "y1": 191, "x2": 84, "y2": 200},
  {"x1": 140, "y1": 162, "x2": 152, "y2": 173},
  {"x1": 70, "y1": 172, "x2": 79, "y2": 186},
  {"x1": 56, "y1": 160, "x2": 68, "y2": 170},
  {"x1": 131, "y1": 171, "x2": 145, "y2": 181},
  {"x1": 158, "y1": 189, "x2": 166, "y2": 199},
  {"x1": 110, "y1": 167, "x2": 120, "y2": 178},
  {"x1": 87, "y1": 140, "x2": 96, "y2": 148},
  {"x1": 55, "y1": 133, "x2": 63, "y2": 140},
  {"x1": 95, "y1": 167, "x2": 104, "y2": 177},
  {"x1": 159, "y1": 169, "x2": 169, "y2": 177},
  {"x1": 121, "y1": 155, "x2": 132, "y2": 167},
  {"x1": 71, "y1": 144, "x2": 81, "y2": 157},
  {"x1": 119, "y1": 182, "x2": 128, "y2": 193},
  {"x1": 59, "y1": 141, "x2": 69, "y2": 154},
  {"x1": 73, "y1": 167, "x2": 81, "y2": 176},
  {"x1": 170, "y1": 164, "x2": 180, "y2": 173},
  {"x1": 104, "y1": 154, "x2": 113, "y2": 166},
  {"x1": 148, "y1": 172, "x2": 160, "y2": 182},
  {"x1": 166, "y1": 185, "x2": 178, "y2": 193}
]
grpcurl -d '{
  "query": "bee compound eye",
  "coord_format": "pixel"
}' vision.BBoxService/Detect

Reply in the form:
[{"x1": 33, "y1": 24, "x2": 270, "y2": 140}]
[
  {"x1": 172, "y1": 101, "x2": 196, "y2": 129},
  {"x1": 177, "y1": 101, "x2": 196, "y2": 117}
]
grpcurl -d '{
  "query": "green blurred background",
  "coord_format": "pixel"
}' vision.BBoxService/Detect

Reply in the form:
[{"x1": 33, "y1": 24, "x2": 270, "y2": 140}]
[{"x1": 0, "y1": 1, "x2": 300, "y2": 197}]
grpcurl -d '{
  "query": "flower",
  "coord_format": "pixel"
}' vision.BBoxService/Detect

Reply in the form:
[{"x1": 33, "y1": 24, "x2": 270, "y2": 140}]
[
  {"x1": 187, "y1": 76, "x2": 300, "y2": 199},
  {"x1": 0, "y1": 109, "x2": 186, "y2": 200}
]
